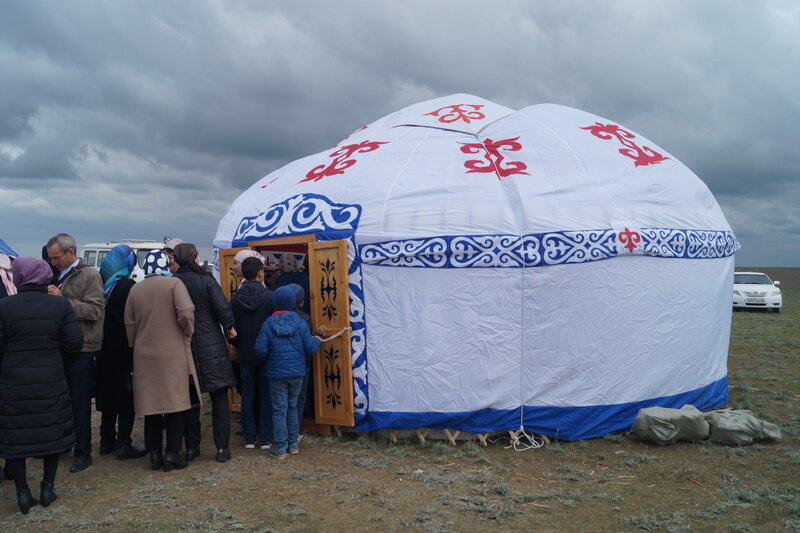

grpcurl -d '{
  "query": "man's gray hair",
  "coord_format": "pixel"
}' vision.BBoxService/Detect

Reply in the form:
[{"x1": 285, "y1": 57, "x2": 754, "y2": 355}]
[{"x1": 47, "y1": 233, "x2": 78, "y2": 253}]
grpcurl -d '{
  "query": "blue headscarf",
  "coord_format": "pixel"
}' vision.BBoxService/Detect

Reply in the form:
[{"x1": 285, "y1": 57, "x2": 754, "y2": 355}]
[
  {"x1": 100, "y1": 244, "x2": 136, "y2": 295},
  {"x1": 143, "y1": 250, "x2": 173, "y2": 278}
]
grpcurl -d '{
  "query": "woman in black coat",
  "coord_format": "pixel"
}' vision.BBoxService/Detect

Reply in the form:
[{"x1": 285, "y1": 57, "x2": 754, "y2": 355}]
[
  {"x1": 0, "y1": 257, "x2": 83, "y2": 514},
  {"x1": 96, "y1": 245, "x2": 147, "y2": 460},
  {"x1": 173, "y1": 243, "x2": 237, "y2": 463}
]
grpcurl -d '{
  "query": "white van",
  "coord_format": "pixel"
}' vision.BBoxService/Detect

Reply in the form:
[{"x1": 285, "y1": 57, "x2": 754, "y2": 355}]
[{"x1": 80, "y1": 240, "x2": 165, "y2": 282}]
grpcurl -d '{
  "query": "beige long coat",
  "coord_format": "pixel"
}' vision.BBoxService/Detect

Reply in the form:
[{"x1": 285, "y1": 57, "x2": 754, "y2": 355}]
[{"x1": 124, "y1": 275, "x2": 201, "y2": 416}]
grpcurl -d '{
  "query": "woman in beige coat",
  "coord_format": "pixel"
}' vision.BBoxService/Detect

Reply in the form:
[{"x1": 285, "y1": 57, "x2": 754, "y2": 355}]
[{"x1": 124, "y1": 250, "x2": 200, "y2": 472}]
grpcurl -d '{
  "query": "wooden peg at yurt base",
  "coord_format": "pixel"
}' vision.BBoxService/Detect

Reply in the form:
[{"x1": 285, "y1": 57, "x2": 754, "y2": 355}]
[
  {"x1": 476, "y1": 433, "x2": 489, "y2": 447},
  {"x1": 415, "y1": 428, "x2": 429, "y2": 445},
  {"x1": 388, "y1": 430, "x2": 399, "y2": 444},
  {"x1": 443, "y1": 429, "x2": 461, "y2": 446}
]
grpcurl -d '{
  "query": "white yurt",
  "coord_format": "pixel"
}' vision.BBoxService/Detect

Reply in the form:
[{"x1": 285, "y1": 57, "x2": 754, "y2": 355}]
[{"x1": 215, "y1": 94, "x2": 738, "y2": 440}]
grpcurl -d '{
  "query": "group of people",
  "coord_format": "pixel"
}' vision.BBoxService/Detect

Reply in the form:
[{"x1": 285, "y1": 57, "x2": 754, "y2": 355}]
[{"x1": 0, "y1": 235, "x2": 325, "y2": 514}]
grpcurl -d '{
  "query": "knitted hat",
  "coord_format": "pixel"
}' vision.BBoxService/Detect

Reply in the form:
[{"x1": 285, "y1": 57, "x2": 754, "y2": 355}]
[
  {"x1": 287, "y1": 283, "x2": 305, "y2": 305},
  {"x1": 272, "y1": 286, "x2": 296, "y2": 312}
]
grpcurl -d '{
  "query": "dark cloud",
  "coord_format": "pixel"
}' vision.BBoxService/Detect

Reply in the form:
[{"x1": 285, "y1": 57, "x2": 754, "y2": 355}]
[{"x1": 0, "y1": 0, "x2": 797, "y2": 265}]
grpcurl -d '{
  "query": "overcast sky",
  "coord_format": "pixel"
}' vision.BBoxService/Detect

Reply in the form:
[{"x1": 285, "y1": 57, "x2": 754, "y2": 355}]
[{"x1": 1, "y1": 1, "x2": 798, "y2": 266}]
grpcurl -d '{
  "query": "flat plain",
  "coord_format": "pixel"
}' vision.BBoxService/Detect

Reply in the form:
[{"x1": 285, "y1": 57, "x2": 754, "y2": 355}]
[{"x1": 0, "y1": 269, "x2": 798, "y2": 532}]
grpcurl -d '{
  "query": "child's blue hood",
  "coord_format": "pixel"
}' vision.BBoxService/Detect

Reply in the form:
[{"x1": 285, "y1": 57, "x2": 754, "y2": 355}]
[{"x1": 270, "y1": 312, "x2": 299, "y2": 337}]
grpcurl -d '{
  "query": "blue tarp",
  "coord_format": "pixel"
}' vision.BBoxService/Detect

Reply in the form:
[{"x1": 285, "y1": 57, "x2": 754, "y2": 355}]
[{"x1": 0, "y1": 238, "x2": 17, "y2": 257}]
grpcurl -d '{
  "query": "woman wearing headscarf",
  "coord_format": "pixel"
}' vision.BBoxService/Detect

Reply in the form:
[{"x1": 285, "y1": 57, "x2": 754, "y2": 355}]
[
  {"x1": 173, "y1": 243, "x2": 237, "y2": 463},
  {"x1": 0, "y1": 254, "x2": 15, "y2": 299},
  {"x1": 124, "y1": 250, "x2": 199, "y2": 472},
  {"x1": 96, "y1": 245, "x2": 147, "y2": 460},
  {"x1": 0, "y1": 254, "x2": 10, "y2": 483},
  {"x1": 0, "y1": 257, "x2": 83, "y2": 513}
]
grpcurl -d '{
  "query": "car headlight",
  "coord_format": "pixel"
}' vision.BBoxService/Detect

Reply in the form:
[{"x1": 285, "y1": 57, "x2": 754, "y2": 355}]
[
  {"x1": 771, "y1": 290, "x2": 781, "y2": 296},
  {"x1": 733, "y1": 290, "x2": 741, "y2": 296}
]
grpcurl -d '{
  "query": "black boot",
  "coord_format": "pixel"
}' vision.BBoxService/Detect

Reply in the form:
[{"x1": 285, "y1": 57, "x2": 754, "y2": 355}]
[
  {"x1": 216, "y1": 448, "x2": 231, "y2": 463},
  {"x1": 98, "y1": 441, "x2": 117, "y2": 455},
  {"x1": 16, "y1": 484, "x2": 38, "y2": 514},
  {"x1": 149, "y1": 450, "x2": 163, "y2": 471},
  {"x1": 40, "y1": 481, "x2": 57, "y2": 507},
  {"x1": 162, "y1": 452, "x2": 187, "y2": 472},
  {"x1": 116, "y1": 444, "x2": 147, "y2": 460},
  {"x1": 69, "y1": 454, "x2": 92, "y2": 473},
  {"x1": 185, "y1": 447, "x2": 200, "y2": 462}
]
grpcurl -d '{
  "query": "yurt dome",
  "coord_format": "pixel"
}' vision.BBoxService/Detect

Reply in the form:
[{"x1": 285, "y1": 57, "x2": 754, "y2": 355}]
[{"x1": 215, "y1": 94, "x2": 738, "y2": 440}]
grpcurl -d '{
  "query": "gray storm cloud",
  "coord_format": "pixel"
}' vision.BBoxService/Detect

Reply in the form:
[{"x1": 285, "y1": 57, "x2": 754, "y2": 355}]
[{"x1": 0, "y1": 0, "x2": 797, "y2": 265}]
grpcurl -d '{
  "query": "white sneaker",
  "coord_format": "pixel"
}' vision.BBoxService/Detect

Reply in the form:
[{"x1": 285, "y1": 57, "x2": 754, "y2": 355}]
[
  {"x1": 260, "y1": 443, "x2": 272, "y2": 450},
  {"x1": 244, "y1": 443, "x2": 255, "y2": 449},
  {"x1": 297, "y1": 433, "x2": 306, "y2": 442}
]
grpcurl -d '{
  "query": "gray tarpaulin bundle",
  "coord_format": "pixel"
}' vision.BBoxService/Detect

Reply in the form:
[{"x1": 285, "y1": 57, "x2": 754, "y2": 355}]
[
  {"x1": 630, "y1": 405, "x2": 781, "y2": 446},
  {"x1": 630, "y1": 405, "x2": 710, "y2": 445},
  {"x1": 705, "y1": 409, "x2": 781, "y2": 446}
]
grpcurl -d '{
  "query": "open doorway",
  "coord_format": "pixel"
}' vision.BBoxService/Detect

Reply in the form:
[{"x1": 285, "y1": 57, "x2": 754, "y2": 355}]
[{"x1": 219, "y1": 235, "x2": 355, "y2": 434}]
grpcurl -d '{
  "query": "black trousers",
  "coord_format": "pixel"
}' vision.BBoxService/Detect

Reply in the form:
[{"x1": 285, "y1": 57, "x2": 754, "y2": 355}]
[
  {"x1": 185, "y1": 388, "x2": 230, "y2": 451},
  {"x1": 5, "y1": 454, "x2": 60, "y2": 489},
  {"x1": 144, "y1": 411, "x2": 187, "y2": 454},
  {"x1": 64, "y1": 351, "x2": 97, "y2": 456},
  {"x1": 100, "y1": 412, "x2": 135, "y2": 448}
]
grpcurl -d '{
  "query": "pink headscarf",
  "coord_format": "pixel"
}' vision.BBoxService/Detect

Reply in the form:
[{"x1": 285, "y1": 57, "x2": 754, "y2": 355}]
[{"x1": 0, "y1": 254, "x2": 15, "y2": 296}]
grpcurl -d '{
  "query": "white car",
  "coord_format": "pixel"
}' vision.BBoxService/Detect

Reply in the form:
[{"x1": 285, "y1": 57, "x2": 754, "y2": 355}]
[{"x1": 733, "y1": 272, "x2": 782, "y2": 313}]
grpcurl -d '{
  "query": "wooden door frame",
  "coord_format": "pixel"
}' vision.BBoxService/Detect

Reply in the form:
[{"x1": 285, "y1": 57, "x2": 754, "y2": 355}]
[{"x1": 221, "y1": 234, "x2": 337, "y2": 434}]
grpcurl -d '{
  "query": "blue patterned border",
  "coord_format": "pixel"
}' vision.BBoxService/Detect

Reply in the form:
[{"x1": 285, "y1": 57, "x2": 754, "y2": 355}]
[
  {"x1": 232, "y1": 193, "x2": 362, "y2": 246},
  {"x1": 359, "y1": 228, "x2": 739, "y2": 268}
]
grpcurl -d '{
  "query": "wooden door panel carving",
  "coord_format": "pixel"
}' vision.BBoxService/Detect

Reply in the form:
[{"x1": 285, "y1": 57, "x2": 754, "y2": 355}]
[{"x1": 308, "y1": 240, "x2": 354, "y2": 427}]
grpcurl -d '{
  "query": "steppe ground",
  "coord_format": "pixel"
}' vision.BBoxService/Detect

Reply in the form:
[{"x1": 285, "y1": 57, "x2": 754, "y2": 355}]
[{"x1": 1, "y1": 269, "x2": 798, "y2": 532}]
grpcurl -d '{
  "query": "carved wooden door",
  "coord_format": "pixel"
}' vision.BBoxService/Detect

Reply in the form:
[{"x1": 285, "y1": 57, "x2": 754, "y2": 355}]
[
  {"x1": 307, "y1": 240, "x2": 354, "y2": 427},
  {"x1": 218, "y1": 246, "x2": 248, "y2": 412},
  {"x1": 218, "y1": 246, "x2": 249, "y2": 301}
]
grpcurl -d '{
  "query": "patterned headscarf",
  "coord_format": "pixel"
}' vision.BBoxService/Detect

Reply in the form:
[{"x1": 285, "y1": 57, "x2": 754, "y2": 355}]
[
  {"x1": 143, "y1": 250, "x2": 173, "y2": 277},
  {"x1": 100, "y1": 244, "x2": 136, "y2": 295}
]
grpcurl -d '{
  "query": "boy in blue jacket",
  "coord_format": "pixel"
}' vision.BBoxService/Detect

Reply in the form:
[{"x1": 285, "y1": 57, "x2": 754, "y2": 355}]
[{"x1": 254, "y1": 286, "x2": 326, "y2": 459}]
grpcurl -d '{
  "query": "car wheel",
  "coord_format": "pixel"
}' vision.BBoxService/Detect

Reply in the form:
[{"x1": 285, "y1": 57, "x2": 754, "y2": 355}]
[{"x1": 773, "y1": 308, "x2": 781, "y2": 314}]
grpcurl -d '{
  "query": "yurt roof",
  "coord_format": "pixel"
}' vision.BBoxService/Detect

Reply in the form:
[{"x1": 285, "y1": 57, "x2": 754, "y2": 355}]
[{"x1": 216, "y1": 94, "x2": 735, "y2": 255}]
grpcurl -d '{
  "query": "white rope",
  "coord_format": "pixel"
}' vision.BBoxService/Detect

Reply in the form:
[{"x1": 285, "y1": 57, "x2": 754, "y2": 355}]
[
  {"x1": 319, "y1": 326, "x2": 351, "y2": 342},
  {"x1": 508, "y1": 429, "x2": 545, "y2": 452},
  {"x1": 488, "y1": 429, "x2": 546, "y2": 452}
]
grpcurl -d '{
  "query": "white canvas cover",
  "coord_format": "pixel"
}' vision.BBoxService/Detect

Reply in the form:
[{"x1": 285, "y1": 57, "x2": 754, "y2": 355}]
[{"x1": 215, "y1": 94, "x2": 738, "y2": 440}]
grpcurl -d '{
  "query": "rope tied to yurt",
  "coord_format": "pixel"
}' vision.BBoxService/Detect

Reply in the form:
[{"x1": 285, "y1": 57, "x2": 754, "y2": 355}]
[
  {"x1": 507, "y1": 429, "x2": 545, "y2": 451},
  {"x1": 488, "y1": 429, "x2": 546, "y2": 451},
  {"x1": 319, "y1": 326, "x2": 351, "y2": 342}
]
